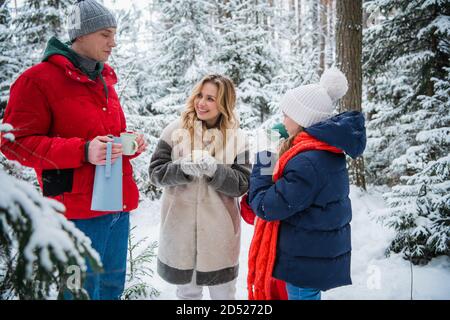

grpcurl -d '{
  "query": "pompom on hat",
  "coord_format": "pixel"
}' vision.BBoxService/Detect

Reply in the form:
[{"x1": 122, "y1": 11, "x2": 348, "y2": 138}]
[{"x1": 280, "y1": 67, "x2": 348, "y2": 128}]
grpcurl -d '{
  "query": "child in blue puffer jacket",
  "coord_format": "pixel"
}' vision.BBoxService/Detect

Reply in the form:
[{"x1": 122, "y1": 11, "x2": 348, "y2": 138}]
[{"x1": 248, "y1": 68, "x2": 366, "y2": 300}]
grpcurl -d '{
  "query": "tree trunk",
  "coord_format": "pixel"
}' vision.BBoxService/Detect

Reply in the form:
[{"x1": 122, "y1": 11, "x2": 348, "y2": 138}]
[
  {"x1": 319, "y1": 0, "x2": 328, "y2": 74},
  {"x1": 289, "y1": 0, "x2": 296, "y2": 50},
  {"x1": 0, "y1": 0, "x2": 7, "y2": 24},
  {"x1": 218, "y1": 0, "x2": 231, "y2": 25},
  {"x1": 297, "y1": 0, "x2": 302, "y2": 49},
  {"x1": 311, "y1": 0, "x2": 319, "y2": 72},
  {"x1": 327, "y1": 0, "x2": 334, "y2": 67},
  {"x1": 289, "y1": 0, "x2": 295, "y2": 15},
  {"x1": 336, "y1": 0, "x2": 366, "y2": 190},
  {"x1": 266, "y1": 0, "x2": 273, "y2": 29},
  {"x1": 255, "y1": 0, "x2": 259, "y2": 26}
]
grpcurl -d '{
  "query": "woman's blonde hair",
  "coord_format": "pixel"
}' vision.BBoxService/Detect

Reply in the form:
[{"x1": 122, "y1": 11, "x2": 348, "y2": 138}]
[{"x1": 181, "y1": 74, "x2": 237, "y2": 154}]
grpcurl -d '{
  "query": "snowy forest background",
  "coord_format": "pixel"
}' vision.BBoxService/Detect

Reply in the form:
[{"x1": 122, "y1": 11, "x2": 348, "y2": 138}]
[{"x1": 0, "y1": 0, "x2": 449, "y2": 299}]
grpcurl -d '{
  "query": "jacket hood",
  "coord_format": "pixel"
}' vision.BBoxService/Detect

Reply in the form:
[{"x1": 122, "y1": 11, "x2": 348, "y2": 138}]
[
  {"x1": 305, "y1": 111, "x2": 366, "y2": 159},
  {"x1": 42, "y1": 36, "x2": 104, "y2": 76}
]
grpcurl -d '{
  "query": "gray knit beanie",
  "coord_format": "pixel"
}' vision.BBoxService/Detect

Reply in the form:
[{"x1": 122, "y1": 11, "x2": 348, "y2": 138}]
[{"x1": 67, "y1": 0, "x2": 117, "y2": 42}]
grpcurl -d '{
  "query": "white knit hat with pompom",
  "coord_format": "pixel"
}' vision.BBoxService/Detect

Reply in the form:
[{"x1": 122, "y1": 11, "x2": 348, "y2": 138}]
[{"x1": 280, "y1": 67, "x2": 348, "y2": 128}]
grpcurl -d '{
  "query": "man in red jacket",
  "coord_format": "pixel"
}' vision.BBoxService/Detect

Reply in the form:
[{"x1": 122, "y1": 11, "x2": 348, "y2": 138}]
[{"x1": 0, "y1": 0, "x2": 147, "y2": 300}]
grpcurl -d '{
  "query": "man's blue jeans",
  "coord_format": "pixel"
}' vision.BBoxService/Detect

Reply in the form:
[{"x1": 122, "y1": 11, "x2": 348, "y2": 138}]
[
  {"x1": 286, "y1": 283, "x2": 321, "y2": 300},
  {"x1": 68, "y1": 211, "x2": 129, "y2": 300}
]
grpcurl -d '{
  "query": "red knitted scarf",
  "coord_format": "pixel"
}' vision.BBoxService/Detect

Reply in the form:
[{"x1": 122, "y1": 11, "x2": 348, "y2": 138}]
[{"x1": 247, "y1": 131, "x2": 343, "y2": 300}]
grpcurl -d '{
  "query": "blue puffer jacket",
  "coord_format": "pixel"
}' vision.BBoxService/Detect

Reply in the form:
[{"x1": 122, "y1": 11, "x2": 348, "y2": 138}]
[{"x1": 248, "y1": 111, "x2": 366, "y2": 291}]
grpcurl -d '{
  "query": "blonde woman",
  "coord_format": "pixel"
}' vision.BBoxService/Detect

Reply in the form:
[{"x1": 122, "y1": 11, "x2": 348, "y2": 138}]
[{"x1": 149, "y1": 74, "x2": 250, "y2": 300}]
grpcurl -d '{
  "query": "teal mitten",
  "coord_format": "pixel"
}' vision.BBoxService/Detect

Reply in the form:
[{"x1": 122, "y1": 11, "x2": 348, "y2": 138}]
[{"x1": 271, "y1": 123, "x2": 289, "y2": 139}]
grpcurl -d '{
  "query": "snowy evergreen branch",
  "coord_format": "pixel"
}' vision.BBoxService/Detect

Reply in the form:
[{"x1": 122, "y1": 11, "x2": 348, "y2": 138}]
[
  {"x1": 0, "y1": 125, "x2": 102, "y2": 299},
  {"x1": 122, "y1": 226, "x2": 159, "y2": 300}
]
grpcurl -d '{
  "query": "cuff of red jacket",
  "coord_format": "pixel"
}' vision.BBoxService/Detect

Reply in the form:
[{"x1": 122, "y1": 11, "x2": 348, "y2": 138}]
[{"x1": 84, "y1": 141, "x2": 90, "y2": 163}]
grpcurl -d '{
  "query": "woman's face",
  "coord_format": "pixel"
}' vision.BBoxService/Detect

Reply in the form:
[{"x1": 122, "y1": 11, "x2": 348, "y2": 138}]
[
  {"x1": 195, "y1": 82, "x2": 221, "y2": 127},
  {"x1": 283, "y1": 113, "x2": 301, "y2": 137}
]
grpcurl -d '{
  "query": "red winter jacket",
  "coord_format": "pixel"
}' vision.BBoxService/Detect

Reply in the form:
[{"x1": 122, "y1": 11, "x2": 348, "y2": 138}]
[{"x1": 0, "y1": 54, "x2": 139, "y2": 219}]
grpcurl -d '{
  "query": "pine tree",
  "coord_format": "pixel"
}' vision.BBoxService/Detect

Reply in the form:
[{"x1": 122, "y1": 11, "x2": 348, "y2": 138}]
[
  {"x1": 122, "y1": 226, "x2": 159, "y2": 300},
  {"x1": 262, "y1": 0, "x2": 324, "y2": 128},
  {"x1": 0, "y1": 0, "x2": 34, "y2": 184},
  {"x1": 109, "y1": 3, "x2": 146, "y2": 116},
  {"x1": 0, "y1": 0, "x2": 21, "y2": 118},
  {"x1": 213, "y1": 0, "x2": 281, "y2": 128},
  {"x1": 0, "y1": 124, "x2": 101, "y2": 300},
  {"x1": 12, "y1": 0, "x2": 72, "y2": 67},
  {"x1": 145, "y1": 0, "x2": 218, "y2": 116},
  {"x1": 336, "y1": 0, "x2": 366, "y2": 190},
  {"x1": 381, "y1": 67, "x2": 450, "y2": 264},
  {"x1": 364, "y1": 0, "x2": 450, "y2": 263}
]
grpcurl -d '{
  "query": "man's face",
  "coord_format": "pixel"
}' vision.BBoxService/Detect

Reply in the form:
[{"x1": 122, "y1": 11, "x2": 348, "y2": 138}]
[{"x1": 76, "y1": 28, "x2": 117, "y2": 62}]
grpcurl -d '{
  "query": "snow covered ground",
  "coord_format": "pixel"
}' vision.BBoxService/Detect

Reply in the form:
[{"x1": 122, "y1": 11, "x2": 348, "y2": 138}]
[{"x1": 130, "y1": 186, "x2": 450, "y2": 300}]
